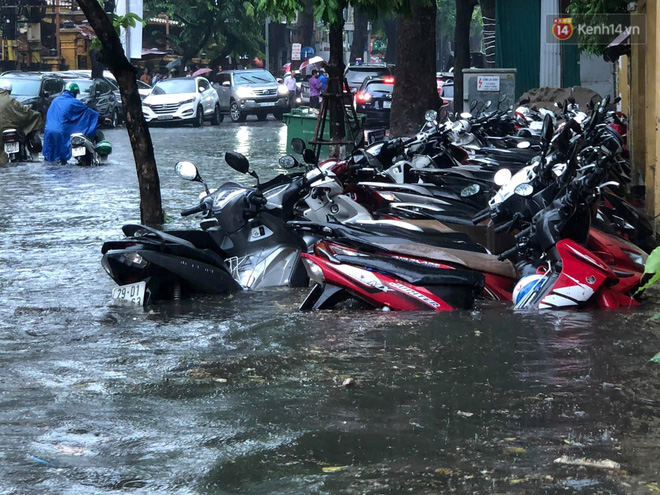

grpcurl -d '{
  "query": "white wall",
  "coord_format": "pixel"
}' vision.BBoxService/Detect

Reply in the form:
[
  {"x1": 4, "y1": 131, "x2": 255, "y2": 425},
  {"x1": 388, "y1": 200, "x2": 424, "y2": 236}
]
[{"x1": 579, "y1": 53, "x2": 615, "y2": 98}]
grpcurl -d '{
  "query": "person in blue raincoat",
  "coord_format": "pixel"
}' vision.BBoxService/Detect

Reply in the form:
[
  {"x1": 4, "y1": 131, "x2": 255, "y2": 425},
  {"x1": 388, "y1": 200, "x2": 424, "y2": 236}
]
[{"x1": 43, "y1": 82, "x2": 101, "y2": 163}]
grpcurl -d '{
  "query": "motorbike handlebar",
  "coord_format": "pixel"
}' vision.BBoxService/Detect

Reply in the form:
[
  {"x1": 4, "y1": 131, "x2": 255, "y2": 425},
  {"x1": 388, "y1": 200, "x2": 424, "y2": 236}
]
[
  {"x1": 515, "y1": 226, "x2": 533, "y2": 241},
  {"x1": 472, "y1": 207, "x2": 492, "y2": 225},
  {"x1": 494, "y1": 218, "x2": 515, "y2": 233},
  {"x1": 181, "y1": 205, "x2": 204, "y2": 217},
  {"x1": 498, "y1": 245, "x2": 519, "y2": 261}
]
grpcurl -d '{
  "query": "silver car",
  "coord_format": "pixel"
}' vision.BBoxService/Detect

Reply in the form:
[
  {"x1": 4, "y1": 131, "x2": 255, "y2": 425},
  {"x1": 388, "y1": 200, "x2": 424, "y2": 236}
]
[{"x1": 214, "y1": 69, "x2": 289, "y2": 122}]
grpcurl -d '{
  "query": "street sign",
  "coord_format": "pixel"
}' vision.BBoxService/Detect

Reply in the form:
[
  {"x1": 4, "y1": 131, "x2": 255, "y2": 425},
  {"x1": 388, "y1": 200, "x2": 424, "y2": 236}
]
[
  {"x1": 477, "y1": 75, "x2": 500, "y2": 92},
  {"x1": 292, "y1": 43, "x2": 302, "y2": 61}
]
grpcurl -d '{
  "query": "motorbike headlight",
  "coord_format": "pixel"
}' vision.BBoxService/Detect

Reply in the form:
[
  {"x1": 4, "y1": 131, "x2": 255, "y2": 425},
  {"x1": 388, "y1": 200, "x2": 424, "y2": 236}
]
[
  {"x1": 623, "y1": 249, "x2": 647, "y2": 268},
  {"x1": 514, "y1": 183, "x2": 534, "y2": 197},
  {"x1": 460, "y1": 184, "x2": 481, "y2": 198},
  {"x1": 302, "y1": 257, "x2": 325, "y2": 285},
  {"x1": 278, "y1": 85, "x2": 289, "y2": 96},
  {"x1": 70, "y1": 135, "x2": 85, "y2": 146},
  {"x1": 236, "y1": 87, "x2": 255, "y2": 99}
]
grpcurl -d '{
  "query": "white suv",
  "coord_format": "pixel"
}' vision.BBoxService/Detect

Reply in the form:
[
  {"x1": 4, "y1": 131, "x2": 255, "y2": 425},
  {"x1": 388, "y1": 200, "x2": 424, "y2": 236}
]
[{"x1": 142, "y1": 77, "x2": 221, "y2": 126}]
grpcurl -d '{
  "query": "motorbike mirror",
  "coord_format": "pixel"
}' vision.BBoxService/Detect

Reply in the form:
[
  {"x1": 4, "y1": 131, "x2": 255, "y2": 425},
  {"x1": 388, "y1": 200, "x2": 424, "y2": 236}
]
[
  {"x1": 499, "y1": 93, "x2": 507, "y2": 103},
  {"x1": 279, "y1": 155, "x2": 299, "y2": 169},
  {"x1": 518, "y1": 97, "x2": 530, "y2": 105},
  {"x1": 484, "y1": 100, "x2": 492, "y2": 109},
  {"x1": 613, "y1": 96, "x2": 621, "y2": 104},
  {"x1": 460, "y1": 112, "x2": 472, "y2": 119},
  {"x1": 424, "y1": 109, "x2": 438, "y2": 122},
  {"x1": 291, "y1": 138, "x2": 306, "y2": 154},
  {"x1": 555, "y1": 101, "x2": 563, "y2": 109},
  {"x1": 469, "y1": 100, "x2": 478, "y2": 111},
  {"x1": 354, "y1": 131, "x2": 365, "y2": 149},
  {"x1": 175, "y1": 161, "x2": 202, "y2": 182},
  {"x1": 516, "y1": 140, "x2": 531, "y2": 149},
  {"x1": 225, "y1": 151, "x2": 250, "y2": 174},
  {"x1": 568, "y1": 96, "x2": 576, "y2": 104},
  {"x1": 493, "y1": 168, "x2": 512, "y2": 186},
  {"x1": 540, "y1": 113, "x2": 554, "y2": 151},
  {"x1": 302, "y1": 148, "x2": 317, "y2": 165}
]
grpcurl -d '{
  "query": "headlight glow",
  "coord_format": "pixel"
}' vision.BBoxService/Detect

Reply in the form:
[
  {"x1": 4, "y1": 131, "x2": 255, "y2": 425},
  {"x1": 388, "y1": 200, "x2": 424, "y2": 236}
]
[
  {"x1": 278, "y1": 85, "x2": 289, "y2": 96},
  {"x1": 236, "y1": 87, "x2": 256, "y2": 99}
]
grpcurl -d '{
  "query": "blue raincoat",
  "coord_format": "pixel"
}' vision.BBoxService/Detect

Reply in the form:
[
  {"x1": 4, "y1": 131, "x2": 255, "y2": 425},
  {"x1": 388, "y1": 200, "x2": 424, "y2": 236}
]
[{"x1": 43, "y1": 91, "x2": 100, "y2": 163}]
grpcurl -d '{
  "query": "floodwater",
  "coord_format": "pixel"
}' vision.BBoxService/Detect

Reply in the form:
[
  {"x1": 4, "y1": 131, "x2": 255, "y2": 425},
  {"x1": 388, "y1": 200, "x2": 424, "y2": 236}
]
[{"x1": 2, "y1": 120, "x2": 660, "y2": 494}]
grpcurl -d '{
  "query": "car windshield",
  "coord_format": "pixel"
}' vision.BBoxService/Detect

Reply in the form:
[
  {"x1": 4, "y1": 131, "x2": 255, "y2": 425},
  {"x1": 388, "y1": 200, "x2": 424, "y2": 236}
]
[
  {"x1": 151, "y1": 79, "x2": 196, "y2": 95},
  {"x1": 234, "y1": 72, "x2": 276, "y2": 85},
  {"x1": 365, "y1": 82, "x2": 393, "y2": 94},
  {"x1": 347, "y1": 69, "x2": 389, "y2": 88},
  {"x1": 2, "y1": 78, "x2": 41, "y2": 97}
]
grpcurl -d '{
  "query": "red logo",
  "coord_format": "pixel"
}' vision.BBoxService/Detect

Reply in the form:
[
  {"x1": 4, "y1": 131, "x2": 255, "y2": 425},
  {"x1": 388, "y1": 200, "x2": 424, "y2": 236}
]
[{"x1": 553, "y1": 17, "x2": 574, "y2": 41}]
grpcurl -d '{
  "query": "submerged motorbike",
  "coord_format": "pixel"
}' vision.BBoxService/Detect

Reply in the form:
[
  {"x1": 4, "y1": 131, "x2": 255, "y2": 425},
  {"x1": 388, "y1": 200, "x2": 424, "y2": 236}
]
[
  {"x1": 71, "y1": 132, "x2": 112, "y2": 166},
  {"x1": 3, "y1": 129, "x2": 42, "y2": 162},
  {"x1": 101, "y1": 152, "x2": 308, "y2": 305}
]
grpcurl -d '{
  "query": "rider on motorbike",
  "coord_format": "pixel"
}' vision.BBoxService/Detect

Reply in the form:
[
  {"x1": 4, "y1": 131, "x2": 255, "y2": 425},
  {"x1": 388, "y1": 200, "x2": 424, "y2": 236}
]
[
  {"x1": 43, "y1": 82, "x2": 104, "y2": 164},
  {"x1": 0, "y1": 80, "x2": 44, "y2": 164}
]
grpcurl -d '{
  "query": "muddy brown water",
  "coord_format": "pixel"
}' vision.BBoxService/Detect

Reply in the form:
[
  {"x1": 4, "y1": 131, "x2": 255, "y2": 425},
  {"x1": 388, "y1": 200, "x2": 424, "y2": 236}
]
[{"x1": 1, "y1": 122, "x2": 660, "y2": 494}]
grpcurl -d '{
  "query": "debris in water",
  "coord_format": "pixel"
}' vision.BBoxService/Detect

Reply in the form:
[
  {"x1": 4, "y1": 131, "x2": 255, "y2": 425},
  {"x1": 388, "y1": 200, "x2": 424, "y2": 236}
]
[
  {"x1": 434, "y1": 468, "x2": 452, "y2": 474},
  {"x1": 213, "y1": 378, "x2": 228, "y2": 383},
  {"x1": 506, "y1": 447, "x2": 527, "y2": 454},
  {"x1": 322, "y1": 466, "x2": 348, "y2": 473},
  {"x1": 553, "y1": 456, "x2": 620, "y2": 470},
  {"x1": 474, "y1": 330, "x2": 482, "y2": 336},
  {"x1": 342, "y1": 377, "x2": 356, "y2": 388},
  {"x1": 30, "y1": 456, "x2": 56, "y2": 467},
  {"x1": 456, "y1": 410, "x2": 473, "y2": 418},
  {"x1": 647, "y1": 483, "x2": 660, "y2": 492},
  {"x1": 53, "y1": 444, "x2": 88, "y2": 456}
]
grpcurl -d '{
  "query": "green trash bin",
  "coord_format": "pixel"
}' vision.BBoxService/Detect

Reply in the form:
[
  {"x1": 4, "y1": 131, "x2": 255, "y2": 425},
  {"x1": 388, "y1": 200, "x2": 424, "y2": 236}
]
[{"x1": 283, "y1": 106, "x2": 365, "y2": 159}]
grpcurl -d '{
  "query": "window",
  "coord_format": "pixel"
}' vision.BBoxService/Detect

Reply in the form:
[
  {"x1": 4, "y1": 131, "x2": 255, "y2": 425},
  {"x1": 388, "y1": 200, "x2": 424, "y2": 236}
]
[
  {"x1": 43, "y1": 78, "x2": 62, "y2": 95},
  {"x1": 217, "y1": 73, "x2": 231, "y2": 85},
  {"x1": 197, "y1": 78, "x2": 209, "y2": 92},
  {"x1": 96, "y1": 80, "x2": 112, "y2": 93}
]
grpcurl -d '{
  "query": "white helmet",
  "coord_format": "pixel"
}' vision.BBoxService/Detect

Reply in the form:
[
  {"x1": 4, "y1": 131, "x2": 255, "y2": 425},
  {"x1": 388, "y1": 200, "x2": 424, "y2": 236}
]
[{"x1": 0, "y1": 79, "x2": 12, "y2": 94}]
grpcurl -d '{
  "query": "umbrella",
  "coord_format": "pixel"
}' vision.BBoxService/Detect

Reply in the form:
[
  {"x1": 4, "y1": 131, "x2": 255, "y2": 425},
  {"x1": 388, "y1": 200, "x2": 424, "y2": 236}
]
[
  {"x1": 192, "y1": 67, "x2": 212, "y2": 77},
  {"x1": 299, "y1": 56, "x2": 326, "y2": 76},
  {"x1": 165, "y1": 58, "x2": 181, "y2": 70}
]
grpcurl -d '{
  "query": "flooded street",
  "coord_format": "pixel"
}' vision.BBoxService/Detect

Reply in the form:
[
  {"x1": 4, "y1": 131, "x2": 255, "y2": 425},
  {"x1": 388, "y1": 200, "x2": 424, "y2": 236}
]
[{"x1": 2, "y1": 121, "x2": 660, "y2": 493}]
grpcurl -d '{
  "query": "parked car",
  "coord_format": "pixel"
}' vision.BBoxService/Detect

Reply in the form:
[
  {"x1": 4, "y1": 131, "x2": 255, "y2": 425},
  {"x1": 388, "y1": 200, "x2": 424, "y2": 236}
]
[
  {"x1": 142, "y1": 77, "x2": 221, "y2": 126},
  {"x1": 0, "y1": 71, "x2": 64, "y2": 118},
  {"x1": 64, "y1": 77, "x2": 122, "y2": 127},
  {"x1": 344, "y1": 64, "x2": 393, "y2": 94},
  {"x1": 215, "y1": 69, "x2": 289, "y2": 122},
  {"x1": 354, "y1": 75, "x2": 395, "y2": 127}
]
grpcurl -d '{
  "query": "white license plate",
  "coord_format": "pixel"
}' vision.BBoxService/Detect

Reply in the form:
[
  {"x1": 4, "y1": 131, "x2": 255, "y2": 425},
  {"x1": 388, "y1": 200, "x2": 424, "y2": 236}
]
[
  {"x1": 157, "y1": 115, "x2": 174, "y2": 120},
  {"x1": 383, "y1": 101, "x2": 392, "y2": 109},
  {"x1": 4, "y1": 142, "x2": 19, "y2": 154},
  {"x1": 72, "y1": 146, "x2": 86, "y2": 157},
  {"x1": 258, "y1": 102, "x2": 275, "y2": 107},
  {"x1": 112, "y1": 281, "x2": 146, "y2": 305}
]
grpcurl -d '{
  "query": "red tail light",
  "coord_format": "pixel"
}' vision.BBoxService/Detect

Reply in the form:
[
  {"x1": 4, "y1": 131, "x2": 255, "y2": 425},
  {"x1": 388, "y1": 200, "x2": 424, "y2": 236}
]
[
  {"x1": 356, "y1": 92, "x2": 372, "y2": 103},
  {"x1": 383, "y1": 76, "x2": 395, "y2": 84}
]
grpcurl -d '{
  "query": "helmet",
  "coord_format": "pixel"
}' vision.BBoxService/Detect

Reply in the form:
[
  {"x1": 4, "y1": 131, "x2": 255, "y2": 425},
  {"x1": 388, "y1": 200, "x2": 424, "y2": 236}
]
[
  {"x1": 512, "y1": 274, "x2": 547, "y2": 306},
  {"x1": 0, "y1": 79, "x2": 12, "y2": 94},
  {"x1": 65, "y1": 82, "x2": 80, "y2": 95}
]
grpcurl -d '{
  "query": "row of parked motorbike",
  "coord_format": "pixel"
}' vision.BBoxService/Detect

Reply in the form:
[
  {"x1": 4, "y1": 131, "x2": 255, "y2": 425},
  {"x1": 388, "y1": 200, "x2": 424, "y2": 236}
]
[{"x1": 101, "y1": 93, "x2": 657, "y2": 312}]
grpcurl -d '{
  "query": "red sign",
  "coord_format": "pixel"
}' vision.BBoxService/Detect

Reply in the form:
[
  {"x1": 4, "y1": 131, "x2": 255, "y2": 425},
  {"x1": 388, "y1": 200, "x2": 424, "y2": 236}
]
[{"x1": 553, "y1": 17, "x2": 574, "y2": 41}]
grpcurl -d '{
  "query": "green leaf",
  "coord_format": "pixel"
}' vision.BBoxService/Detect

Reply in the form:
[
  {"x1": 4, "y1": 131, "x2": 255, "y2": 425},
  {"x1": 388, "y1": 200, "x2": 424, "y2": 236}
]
[
  {"x1": 650, "y1": 351, "x2": 660, "y2": 363},
  {"x1": 635, "y1": 247, "x2": 660, "y2": 295}
]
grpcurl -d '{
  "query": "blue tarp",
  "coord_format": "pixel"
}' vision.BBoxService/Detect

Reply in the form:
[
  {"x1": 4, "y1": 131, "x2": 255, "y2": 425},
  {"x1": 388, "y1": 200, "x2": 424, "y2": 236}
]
[{"x1": 43, "y1": 91, "x2": 100, "y2": 163}]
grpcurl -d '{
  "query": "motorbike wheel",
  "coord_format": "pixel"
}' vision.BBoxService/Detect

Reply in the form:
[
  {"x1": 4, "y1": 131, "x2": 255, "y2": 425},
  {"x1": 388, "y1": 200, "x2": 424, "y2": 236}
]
[
  {"x1": 192, "y1": 106, "x2": 204, "y2": 127},
  {"x1": 256, "y1": 112, "x2": 268, "y2": 121},
  {"x1": 230, "y1": 100, "x2": 246, "y2": 123},
  {"x1": 211, "y1": 104, "x2": 222, "y2": 125}
]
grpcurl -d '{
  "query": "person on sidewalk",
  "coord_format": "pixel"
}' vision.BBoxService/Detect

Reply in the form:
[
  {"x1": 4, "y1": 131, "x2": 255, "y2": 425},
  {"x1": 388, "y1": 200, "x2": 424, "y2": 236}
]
[{"x1": 309, "y1": 70, "x2": 322, "y2": 109}]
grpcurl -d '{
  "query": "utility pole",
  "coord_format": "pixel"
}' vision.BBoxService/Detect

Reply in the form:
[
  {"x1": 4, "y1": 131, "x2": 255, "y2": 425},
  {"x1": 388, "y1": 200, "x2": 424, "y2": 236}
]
[{"x1": 55, "y1": 0, "x2": 61, "y2": 59}]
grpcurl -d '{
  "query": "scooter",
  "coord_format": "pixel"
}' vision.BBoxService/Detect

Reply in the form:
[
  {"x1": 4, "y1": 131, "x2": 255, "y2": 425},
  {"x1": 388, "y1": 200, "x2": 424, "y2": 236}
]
[
  {"x1": 71, "y1": 133, "x2": 112, "y2": 166},
  {"x1": 101, "y1": 152, "x2": 309, "y2": 305},
  {"x1": 3, "y1": 129, "x2": 41, "y2": 162}
]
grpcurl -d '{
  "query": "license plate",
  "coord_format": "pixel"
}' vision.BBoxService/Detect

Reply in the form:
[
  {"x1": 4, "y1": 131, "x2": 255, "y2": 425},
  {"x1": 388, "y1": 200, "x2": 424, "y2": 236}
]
[
  {"x1": 383, "y1": 101, "x2": 392, "y2": 109},
  {"x1": 72, "y1": 146, "x2": 86, "y2": 157},
  {"x1": 112, "y1": 281, "x2": 146, "y2": 305},
  {"x1": 157, "y1": 115, "x2": 174, "y2": 120},
  {"x1": 258, "y1": 102, "x2": 275, "y2": 107},
  {"x1": 4, "y1": 142, "x2": 19, "y2": 154}
]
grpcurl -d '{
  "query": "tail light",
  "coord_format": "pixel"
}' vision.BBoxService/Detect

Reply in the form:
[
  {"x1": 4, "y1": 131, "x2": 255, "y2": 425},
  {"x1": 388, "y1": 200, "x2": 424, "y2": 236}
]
[
  {"x1": 355, "y1": 91, "x2": 372, "y2": 103},
  {"x1": 383, "y1": 76, "x2": 395, "y2": 84},
  {"x1": 2, "y1": 130, "x2": 19, "y2": 142}
]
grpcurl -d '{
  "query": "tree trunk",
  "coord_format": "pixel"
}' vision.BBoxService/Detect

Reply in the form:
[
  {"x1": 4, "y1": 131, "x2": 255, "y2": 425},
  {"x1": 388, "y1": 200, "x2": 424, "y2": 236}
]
[
  {"x1": 350, "y1": 11, "x2": 369, "y2": 64},
  {"x1": 383, "y1": 17, "x2": 397, "y2": 65},
  {"x1": 454, "y1": 0, "x2": 478, "y2": 113},
  {"x1": 389, "y1": 0, "x2": 439, "y2": 137},
  {"x1": 327, "y1": 6, "x2": 347, "y2": 158},
  {"x1": 480, "y1": 0, "x2": 496, "y2": 67},
  {"x1": 295, "y1": 0, "x2": 314, "y2": 48},
  {"x1": 77, "y1": 0, "x2": 164, "y2": 226}
]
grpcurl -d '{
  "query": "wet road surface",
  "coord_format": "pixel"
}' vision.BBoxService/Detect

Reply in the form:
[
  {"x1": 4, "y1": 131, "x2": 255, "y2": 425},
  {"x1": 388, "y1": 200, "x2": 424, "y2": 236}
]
[{"x1": 2, "y1": 121, "x2": 660, "y2": 493}]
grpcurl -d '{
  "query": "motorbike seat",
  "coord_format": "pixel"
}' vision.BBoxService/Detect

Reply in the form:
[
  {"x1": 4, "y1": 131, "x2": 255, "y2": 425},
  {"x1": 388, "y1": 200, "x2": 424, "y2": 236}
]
[{"x1": 333, "y1": 253, "x2": 484, "y2": 287}]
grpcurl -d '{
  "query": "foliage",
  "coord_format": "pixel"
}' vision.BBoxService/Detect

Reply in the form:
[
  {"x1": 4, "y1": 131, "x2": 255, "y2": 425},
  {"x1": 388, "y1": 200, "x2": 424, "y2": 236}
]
[
  {"x1": 90, "y1": 10, "x2": 145, "y2": 51},
  {"x1": 566, "y1": 0, "x2": 628, "y2": 55},
  {"x1": 145, "y1": 0, "x2": 265, "y2": 62},
  {"x1": 635, "y1": 247, "x2": 660, "y2": 296}
]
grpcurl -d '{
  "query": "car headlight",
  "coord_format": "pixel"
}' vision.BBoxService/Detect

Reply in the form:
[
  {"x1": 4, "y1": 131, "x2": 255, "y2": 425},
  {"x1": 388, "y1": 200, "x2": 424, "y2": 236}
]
[
  {"x1": 236, "y1": 87, "x2": 255, "y2": 99},
  {"x1": 278, "y1": 85, "x2": 289, "y2": 96},
  {"x1": 142, "y1": 103, "x2": 152, "y2": 109},
  {"x1": 180, "y1": 98, "x2": 195, "y2": 105}
]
